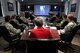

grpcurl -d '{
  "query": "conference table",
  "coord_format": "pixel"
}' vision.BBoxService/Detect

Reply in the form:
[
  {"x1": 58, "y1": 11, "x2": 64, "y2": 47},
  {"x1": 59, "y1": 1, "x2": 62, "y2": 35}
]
[
  {"x1": 50, "y1": 27, "x2": 60, "y2": 39},
  {"x1": 20, "y1": 26, "x2": 60, "y2": 40},
  {"x1": 20, "y1": 26, "x2": 60, "y2": 53}
]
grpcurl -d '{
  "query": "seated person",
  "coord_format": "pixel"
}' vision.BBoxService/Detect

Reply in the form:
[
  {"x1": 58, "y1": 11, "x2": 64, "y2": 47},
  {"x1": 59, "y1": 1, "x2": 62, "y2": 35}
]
[
  {"x1": 56, "y1": 14, "x2": 69, "y2": 29},
  {"x1": 28, "y1": 17, "x2": 53, "y2": 39},
  {"x1": 16, "y1": 14, "x2": 28, "y2": 26},
  {"x1": 3, "y1": 15, "x2": 21, "y2": 36},
  {"x1": 49, "y1": 17, "x2": 57, "y2": 23},
  {"x1": 10, "y1": 15, "x2": 21, "y2": 29},
  {"x1": 19, "y1": 12, "x2": 29, "y2": 26},
  {"x1": 29, "y1": 12, "x2": 36, "y2": 20},
  {"x1": 16, "y1": 15, "x2": 25, "y2": 24},
  {"x1": 59, "y1": 14, "x2": 77, "y2": 40},
  {"x1": 49, "y1": 13, "x2": 57, "y2": 23},
  {"x1": 10, "y1": 15, "x2": 26, "y2": 31}
]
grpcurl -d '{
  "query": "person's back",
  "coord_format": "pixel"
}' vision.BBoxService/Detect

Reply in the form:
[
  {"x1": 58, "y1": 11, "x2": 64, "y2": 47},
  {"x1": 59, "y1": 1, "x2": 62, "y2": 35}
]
[
  {"x1": 29, "y1": 27, "x2": 52, "y2": 38},
  {"x1": 28, "y1": 18, "x2": 53, "y2": 39}
]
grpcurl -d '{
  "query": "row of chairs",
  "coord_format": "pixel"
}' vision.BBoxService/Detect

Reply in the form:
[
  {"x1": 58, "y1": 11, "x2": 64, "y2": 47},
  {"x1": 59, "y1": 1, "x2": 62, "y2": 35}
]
[
  {"x1": 26, "y1": 25, "x2": 80, "y2": 53},
  {"x1": 0, "y1": 25, "x2": 80, "y2": 53},
  {"x1": 24, "y1": 25, "x2": 80, "y2": 53},
  {"x1": 0, "y1": 26, "x2": 20, "y2": 53},
  {"x1": 59, "y1": 25, "x2": 80, "y2": 52}
]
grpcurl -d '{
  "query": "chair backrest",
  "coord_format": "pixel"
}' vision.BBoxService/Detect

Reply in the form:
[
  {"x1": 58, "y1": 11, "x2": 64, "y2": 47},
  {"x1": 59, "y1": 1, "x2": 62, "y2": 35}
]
[
  {"x1": 0, "y1": 26, "x2": 12, "y2": 43},
  {"x1": 61, "y1": 21, "x2": 69, "y2": 28},
  {"x1": 62, "y1": 25, "x2": 80, "y2": 42},
  {"x1": 26, "y1": 39, "x2": 59, "y2": 53},
  {"x1": 73, "y1": 17, "x2": 77, "y2": 23}
]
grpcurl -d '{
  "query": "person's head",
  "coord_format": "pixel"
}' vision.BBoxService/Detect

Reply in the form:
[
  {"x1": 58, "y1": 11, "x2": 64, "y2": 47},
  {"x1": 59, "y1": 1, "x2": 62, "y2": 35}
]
[
  {"x1": 67, "y1": 14, "x2": 74, "y2": 22},
  {"x1": 62, "y1": 14, "x2": 67, "y2": 20},
  {"x1": 4, "y1": 15, "x2": 11, "y2": 22},
  {"x1": 11, "y1": 15, "x2": 16, "y2": 19},
  {"x1": 34, "y1": 18, "x2": 43, "y2": 27}
]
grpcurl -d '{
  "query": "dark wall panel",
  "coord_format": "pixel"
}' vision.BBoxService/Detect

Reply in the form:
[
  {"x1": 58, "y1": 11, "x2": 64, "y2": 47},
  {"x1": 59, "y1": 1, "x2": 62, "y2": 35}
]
[
  {"x1": 0, "y1": 3, "x2": 2, "y2": 17},
  {"x1": 19, "y1": 0, "x2": 62, "y2": 4}
]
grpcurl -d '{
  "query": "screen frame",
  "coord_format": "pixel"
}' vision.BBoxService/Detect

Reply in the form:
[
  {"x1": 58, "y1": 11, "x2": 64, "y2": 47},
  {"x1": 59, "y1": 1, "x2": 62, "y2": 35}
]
[{"x1": 34, "y1": 4, "x2": 51, "y2": 16}]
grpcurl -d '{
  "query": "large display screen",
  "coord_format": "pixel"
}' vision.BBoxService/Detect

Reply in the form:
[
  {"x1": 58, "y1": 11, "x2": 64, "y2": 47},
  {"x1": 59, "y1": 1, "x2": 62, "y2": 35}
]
[{"x1": 34, "y1": 5, "x2": 50, "y2": 15}]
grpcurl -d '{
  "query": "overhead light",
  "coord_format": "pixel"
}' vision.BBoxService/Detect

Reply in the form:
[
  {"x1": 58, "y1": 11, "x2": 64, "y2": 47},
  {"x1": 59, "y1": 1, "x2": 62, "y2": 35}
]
[
  {"x1": 68, "y1": 0, "x2": 70, "y2": 1},
  {"x1": 28, "y1": 6, "x2": 30, "y2": 8},
  {"x1": 21, "y1": 0, "x2": 24, "y2": 1},
  {"x1": 54, "y1": 6, "x2": 57, "y2": 9},
  {"x1": 61, "y1": 0, "x2": 64, "y2": 2}
]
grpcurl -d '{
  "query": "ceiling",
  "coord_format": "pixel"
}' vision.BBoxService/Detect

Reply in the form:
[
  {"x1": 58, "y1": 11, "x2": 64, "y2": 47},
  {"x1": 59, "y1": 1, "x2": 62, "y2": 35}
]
[{"x1": 17, "y1": 0, "x2": 67, "y2": 5}]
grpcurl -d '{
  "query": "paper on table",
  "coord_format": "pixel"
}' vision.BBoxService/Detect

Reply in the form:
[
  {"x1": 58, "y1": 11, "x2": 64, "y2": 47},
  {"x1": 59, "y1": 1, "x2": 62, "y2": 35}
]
[{"x1": 50, "y1": 27, "x2": 57, "y2": 29}]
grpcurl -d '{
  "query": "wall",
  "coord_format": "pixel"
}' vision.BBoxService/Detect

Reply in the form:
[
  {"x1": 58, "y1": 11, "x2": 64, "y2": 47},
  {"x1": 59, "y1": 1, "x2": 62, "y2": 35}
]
[
  {"x1": 18, "y1": 1, "x2": 20, "y2": 15},
  {"x1": 69, "y1": 0, "x2": 80, "y2": 23},
  {"x1": 19, "y1": 0, "x2": 62, "y2": 4},
  {"x1": 0, "y1": 0, "x2": 16, "y2": 17},
  {"x1": 69, "y1": 0, "x2": 78, "y2": 18},
  {"x1": 64, "y1": 1, "x2": 69, "y2": 15},
  {"x1": 77, "y1": 0, "x2": 80, "y2": 23},
  {"x1": 64, "y1": 0, "x2": 80, "y2": 23}
]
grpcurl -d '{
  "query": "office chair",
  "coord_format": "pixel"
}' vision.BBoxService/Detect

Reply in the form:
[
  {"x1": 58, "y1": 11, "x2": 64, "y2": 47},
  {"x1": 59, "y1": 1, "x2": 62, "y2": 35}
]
[
  {"x1": 26, "y1": 39, "x2": 59, "y2": 53},
  {"x1": 0, "y1": 26, "x2": 20, "y2": 53},
  {"x1": 59, "y1": 25, "x2": 80, "y2": 52}
]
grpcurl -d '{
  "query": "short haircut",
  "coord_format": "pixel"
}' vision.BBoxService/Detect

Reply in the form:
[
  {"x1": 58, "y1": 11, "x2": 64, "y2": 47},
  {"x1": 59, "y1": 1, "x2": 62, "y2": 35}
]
[
  {"x1": 34, "y1": 18, "x2": 43, "y2": 27},
  {"x1": 5, "y1": 15, "x2": 11, "y2": 22},
  {"x1": 11, "y1": 15, "x2": 16, "y2": 19},
  {"x1": 67, "y1": 14, "x2": 74, "y2": 20}
]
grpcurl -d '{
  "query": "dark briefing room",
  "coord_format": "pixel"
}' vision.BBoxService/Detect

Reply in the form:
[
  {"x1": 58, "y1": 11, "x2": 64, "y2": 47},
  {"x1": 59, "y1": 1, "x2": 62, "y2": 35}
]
[{"x1": 0, "y1": 0, "x2": 80, "y2": 53}]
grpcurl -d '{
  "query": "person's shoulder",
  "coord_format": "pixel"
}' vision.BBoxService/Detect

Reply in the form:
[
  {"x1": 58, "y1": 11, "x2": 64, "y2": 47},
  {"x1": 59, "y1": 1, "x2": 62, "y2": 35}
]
[
  {"x1": 44, "y1": 27, "x2": 50, "y2": 31},
  {"x1": 4, "y1": 22, "x2": 11, "y2": 26},
  {"x1": 70, "y1": 21, "x2": 76, "y2": 25},
  {"x1": 31, "y1": 28, "x2": 38, "y2": 32}
]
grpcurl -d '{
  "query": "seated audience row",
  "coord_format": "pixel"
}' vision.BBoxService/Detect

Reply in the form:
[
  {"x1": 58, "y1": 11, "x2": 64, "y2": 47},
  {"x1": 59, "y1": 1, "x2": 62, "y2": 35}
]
[
  {"x1": 56, "y1": 14, "x2": 69, "y2": 29},
  {"x1": 25, "y1": 13, "x2": 77, "y2": 40},
  {"x1": 59, "y1": 14, "x2": 77, "y2": 40},
  {"x1": 0, "y1": 12, "x2": 77, "y2": 52},
  {"x1": 2, "y1": 16, "x2": 21, "y2": 36}
]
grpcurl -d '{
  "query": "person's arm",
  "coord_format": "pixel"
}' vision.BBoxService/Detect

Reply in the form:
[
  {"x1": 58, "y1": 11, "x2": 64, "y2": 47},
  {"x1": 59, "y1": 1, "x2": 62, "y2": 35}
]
[
  {"x1": 7, "y1": 23, "x2": 21, "y2": 34},
  {"x1": 59, "y1": 29, "x2": 65, "y2": 34},
  {"x1": 60, "y1": 23, "x2": 70, "y2": 34}
]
